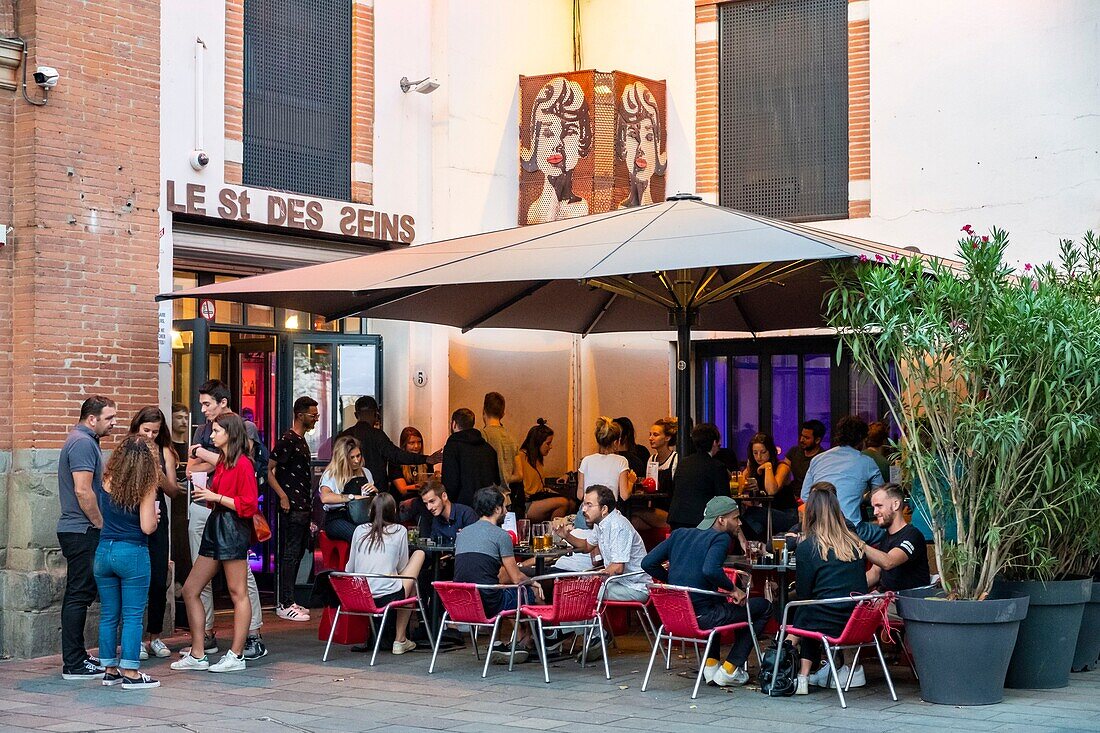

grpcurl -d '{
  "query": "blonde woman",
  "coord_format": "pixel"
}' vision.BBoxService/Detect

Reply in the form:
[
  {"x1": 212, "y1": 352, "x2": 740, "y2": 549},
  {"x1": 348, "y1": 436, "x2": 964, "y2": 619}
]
[
  {"x1": 791, "y1": 483, "x2": 868, "y2": 695},
  {"x1": 94, "y1": 435, "x2": 161, "y2": 689},
  {"x1": 574, "y1": 417, "x2": 634, "y2": 530},
  {"x1": 320, "y1": 435, "x2": 375, "y2": 542}
]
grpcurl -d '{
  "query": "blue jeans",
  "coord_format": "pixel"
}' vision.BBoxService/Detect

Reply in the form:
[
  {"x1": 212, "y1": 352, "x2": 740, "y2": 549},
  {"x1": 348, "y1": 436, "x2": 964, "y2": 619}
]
[{"x1": 94, "y1": 539, "x2": 151, "y2": 670}]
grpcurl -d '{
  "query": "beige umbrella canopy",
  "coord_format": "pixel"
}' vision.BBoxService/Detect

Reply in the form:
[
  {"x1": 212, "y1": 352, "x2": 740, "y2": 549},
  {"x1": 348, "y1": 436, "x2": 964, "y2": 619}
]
[{"x1": 161, "y1": 196, "x2": 946, "y2": 437}]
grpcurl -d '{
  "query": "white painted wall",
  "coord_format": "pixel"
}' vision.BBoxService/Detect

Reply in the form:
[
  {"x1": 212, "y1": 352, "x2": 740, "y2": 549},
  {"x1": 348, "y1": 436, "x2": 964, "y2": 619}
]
[{"x1": 812, "y1": 0, "x2": 1100, "y2": 268}]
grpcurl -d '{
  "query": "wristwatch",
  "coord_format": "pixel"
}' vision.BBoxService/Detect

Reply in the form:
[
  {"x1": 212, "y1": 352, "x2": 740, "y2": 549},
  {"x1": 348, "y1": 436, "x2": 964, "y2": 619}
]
[{"x1": 190, "y1": 446, "x2": 199, "y2": 459}]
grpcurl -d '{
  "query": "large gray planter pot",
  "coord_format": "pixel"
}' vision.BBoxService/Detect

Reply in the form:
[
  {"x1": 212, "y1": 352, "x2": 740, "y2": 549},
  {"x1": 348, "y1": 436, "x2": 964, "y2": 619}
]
[
  {"x1": 1071, "y1": 580, "x2": 1100, "y2": 672},
  {"x1": 896, "y1": 587, "x2": 1029, "y2": 705},
  {"x1": 997, "y1": 577, "x2": 1092, "y2": 689}
]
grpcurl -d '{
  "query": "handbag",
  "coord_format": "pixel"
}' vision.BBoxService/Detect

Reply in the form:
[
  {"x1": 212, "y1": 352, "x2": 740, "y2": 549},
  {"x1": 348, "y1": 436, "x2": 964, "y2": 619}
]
[
  {"x1": 252, "y1": 512, "x2": 272, "y2": 543},
  {"x1": 759, "y1": 639, "x2": 798, "y2": 696}
]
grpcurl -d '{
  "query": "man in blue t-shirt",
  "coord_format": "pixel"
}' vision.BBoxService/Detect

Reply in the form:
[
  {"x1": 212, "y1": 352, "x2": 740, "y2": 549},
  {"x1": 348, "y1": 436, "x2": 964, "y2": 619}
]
[
  {"x1": 57, "y1": 395, "x2": 117, "y2": 680},
  {"x1": 801, "y1": 416, "x2": 885, "y2": 544},
  {"x1": 642, "y1": 496, "x2": 772, "y2": 688}
]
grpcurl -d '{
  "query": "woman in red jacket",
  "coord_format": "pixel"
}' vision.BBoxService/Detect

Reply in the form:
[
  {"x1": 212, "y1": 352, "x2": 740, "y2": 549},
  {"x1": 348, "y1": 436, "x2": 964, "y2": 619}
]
[{"x1": 172, "y1": 412, "x2": 259, "y2": 673}]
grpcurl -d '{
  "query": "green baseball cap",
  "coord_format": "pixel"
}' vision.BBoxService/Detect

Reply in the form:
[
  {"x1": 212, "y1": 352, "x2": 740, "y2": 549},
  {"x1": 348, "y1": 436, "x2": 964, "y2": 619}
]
[{"x1": 697, "y1": 496, "x2": 740, "y2": 530}]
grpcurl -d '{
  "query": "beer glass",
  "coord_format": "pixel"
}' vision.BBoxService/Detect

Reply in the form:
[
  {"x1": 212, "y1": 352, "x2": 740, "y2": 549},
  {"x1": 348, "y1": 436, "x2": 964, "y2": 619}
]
[
  {"x1": 771, "y1": 536, "x2": 786, "y2": 558},
  {"x1": 517, "y1": 519, "x2": 531, "y2": 548}
]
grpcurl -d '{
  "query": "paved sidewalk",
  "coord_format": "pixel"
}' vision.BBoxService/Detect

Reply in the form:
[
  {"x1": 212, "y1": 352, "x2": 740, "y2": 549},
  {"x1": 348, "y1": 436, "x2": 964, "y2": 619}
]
[{"x1": 1, "y1": 617, "x2": 1098, "y2": 733}]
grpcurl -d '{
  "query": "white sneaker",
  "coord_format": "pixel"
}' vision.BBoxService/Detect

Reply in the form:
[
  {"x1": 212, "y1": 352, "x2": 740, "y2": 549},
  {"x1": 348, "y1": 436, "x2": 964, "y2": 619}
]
[
  {"x1": 149, "y1": 639, "x2": 171, "y2": 658},
  {"x1": 795, "y1": 674, "x2": 809, "y2": 695},
  {"x1": 392, "y1": 639, "x2": 417, "y2": 655},
  {"x1": 170, "y1": 654, "x2": 210, "y2": 671},
  {"x1": 276, "y1": 605, "x2": 310, "y2": 622},
  {"x1": 291, "y1": 603, "x2": 312, "y2": 617},
  {"x1": 139, "y1": 643, "x2": 149, "y2": 661},
  {"x1": 827, "y1": 664, "x2": 866, "y2": 688},
  {"x1": 808, "y1": 662, "x2": 832, "y2": 687},
  {"x1": 208, "y1": 650, "x2": 246, "y2": 673},
  {"x1": 702, "y1": 658, "x2": 721, "y2": 684},
  {"x1": 713, "y1": 664, "x2": 750, "y2": 687}
]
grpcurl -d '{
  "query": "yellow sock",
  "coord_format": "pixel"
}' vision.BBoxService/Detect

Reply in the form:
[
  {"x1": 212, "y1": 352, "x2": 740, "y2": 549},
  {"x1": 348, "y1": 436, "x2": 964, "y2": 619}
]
[
  {"x1": 721, "y1": 661, "x2": 735, "y2": 674},
  {"x1": 704, "y1": 658, "x2": 719, "y2": 667}
]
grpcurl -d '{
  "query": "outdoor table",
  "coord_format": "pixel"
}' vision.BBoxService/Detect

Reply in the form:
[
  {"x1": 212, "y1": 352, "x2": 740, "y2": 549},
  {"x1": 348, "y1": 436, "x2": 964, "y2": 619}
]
[
  {"x1": 736, "y1": 491, "x2": 777, "y2": 540},
  {"x1": 725, "y1": 554, "x2": 796, "y2": 616},
  {"x1": 515, "y1": 545, "x2": 574, "y2": 576},
  {"x1": 410, "y1": 540, "x2": 456, "y2": 638},
  {"x1": 622, "y1": 491, "x2": 671, "y2": 518}
]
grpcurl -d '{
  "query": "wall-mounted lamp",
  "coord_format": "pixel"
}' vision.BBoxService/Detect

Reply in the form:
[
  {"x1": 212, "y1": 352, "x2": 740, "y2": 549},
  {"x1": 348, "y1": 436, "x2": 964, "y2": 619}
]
[
  {"x1": 285, "y1": 314, "x2": 300, "y2": 330},
  {"x1": 400, "y1": 76, "x2": 440, "y2": 94}
]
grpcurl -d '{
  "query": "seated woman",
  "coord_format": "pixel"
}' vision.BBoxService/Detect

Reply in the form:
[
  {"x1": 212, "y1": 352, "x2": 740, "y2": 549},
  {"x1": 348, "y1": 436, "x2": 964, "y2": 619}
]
[
  {"x1": 389, "y1": 426, "x2": 430, "y2": 522},
  {"x1": 575, "y1": 417, "x2": 634, "y2": 530},
  {"x1": 790, "y1": 482, "x2": 868, "y2": 695},
  {"x1": 346, "y1": 493, "x2": 427, "y2": 655},
  {"x1": 319, "y1": 436, "x2": 375, "y2": 543},
  {"x1": 518, "y1": 419, "x2": 569, "y2": 522},
  {"x1": 738, "y1": 432, "x2": 798, "y2": 540}
]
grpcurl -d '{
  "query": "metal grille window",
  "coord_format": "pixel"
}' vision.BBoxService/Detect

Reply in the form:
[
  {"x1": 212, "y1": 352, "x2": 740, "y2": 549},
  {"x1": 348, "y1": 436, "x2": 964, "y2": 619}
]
[
  {"x1": 243, "y1": 0, "x2": 351, "y2": 200},
  {"x1": 718, "y1": 0, "x2": 848, "y2": 221}
]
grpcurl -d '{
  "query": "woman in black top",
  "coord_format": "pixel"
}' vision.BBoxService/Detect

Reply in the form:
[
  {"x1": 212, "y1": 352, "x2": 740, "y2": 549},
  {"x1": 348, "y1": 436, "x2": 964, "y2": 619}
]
[
  {"x1": 129, "y1": 407, "x2": 181, "y2": 660},
  {"x1": 791, "y1": 483, "x2": 868, "y2": 693},
  {"x1": 738, "y1": 432, "x2": 798, "y2": 540},
  {"x1": 614, "y1": 417, "x2": 649, "y2": 477}
]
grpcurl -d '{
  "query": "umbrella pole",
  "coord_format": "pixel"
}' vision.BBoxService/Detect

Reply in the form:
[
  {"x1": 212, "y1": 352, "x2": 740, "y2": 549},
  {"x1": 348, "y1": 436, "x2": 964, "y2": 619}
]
[{"x1": 674, "y1": 309, "x2": 696, "y2": 457}]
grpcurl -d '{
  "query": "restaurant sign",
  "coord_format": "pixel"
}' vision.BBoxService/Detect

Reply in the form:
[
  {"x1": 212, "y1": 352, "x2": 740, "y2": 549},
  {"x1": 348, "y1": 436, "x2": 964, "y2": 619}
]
[{"x1": 166, "y1": 180, "x2": 416, "y2": 245}]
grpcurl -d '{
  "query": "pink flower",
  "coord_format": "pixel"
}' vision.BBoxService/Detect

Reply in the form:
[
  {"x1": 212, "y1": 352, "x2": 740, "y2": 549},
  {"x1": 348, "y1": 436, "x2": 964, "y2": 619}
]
[
  {"x1": 1031, "y1": 281, "x2": 1039, "y2": 291},
  {"x1": 971, "y1": 242, "x2": 979, "y2": 249},
  {"x1": 859, "y1": 254, "x2": 868, "y2": 262},
  {"x1": 981, "y1": 236, "x2": 989, "y2": 243},
  {"x1": 891, "y1": 252, "x2": 900, "y2": 261},
  {"x1": 1024, "y1": 263, "x2": 1032, "y2": 272},
  {"x1": 875, "y1": 254, "x2": 884, "y2": 262},
  {"x1": 961, "y1": 224, "x2": 974, "y2": 235}
]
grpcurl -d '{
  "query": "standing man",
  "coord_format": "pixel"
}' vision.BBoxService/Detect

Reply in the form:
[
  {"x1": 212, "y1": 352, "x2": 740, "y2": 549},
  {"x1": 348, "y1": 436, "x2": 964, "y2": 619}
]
[
  {"x1": 480, "y1": 392, "x2": 522, "y2": 513},
  {"x1": 186, "y1": 379, "x2": 267, "y2": 660},
  {"x1": 642, "y1": 497, "x2": 771, "y2": 686},
  {"x1": 58, "y1": 395, "x2": 117, "y2": 680},
  {"x1": 800, "y1": 416, "x2": 885, "y2": 543},
  {"x1": 337, "y1": 395, "x2": 439, "y2": 496},
  {"x1": 784, "y1": 419, "x2": 825, "y2": 494},
  {"x1": 268, "y1": 396, "x2": 319, "y2": 622},
  {"x1": 442, "y1": 408, "x2": 501, "y2": 508},
  {"x1": 667, "y1": 423, "x2": 732, "y2": 530}
]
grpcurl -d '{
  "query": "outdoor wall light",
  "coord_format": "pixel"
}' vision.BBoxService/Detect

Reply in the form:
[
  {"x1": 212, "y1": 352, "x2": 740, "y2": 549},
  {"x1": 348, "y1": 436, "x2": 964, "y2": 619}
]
[
  {"x1": 400, "y1": 76, "x2": 440, "y2": 94},
  {"x1": 284, "y1": 314, "x2": 300, "y2": 330}
]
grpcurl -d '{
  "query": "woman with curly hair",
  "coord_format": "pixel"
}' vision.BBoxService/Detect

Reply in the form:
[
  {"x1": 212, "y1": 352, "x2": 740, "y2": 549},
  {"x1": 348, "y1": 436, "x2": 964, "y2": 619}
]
[
  {"x1": 172, "y1": 412, "x2": 259, "y2": 674},
  {"x1": 94, "y1": 435, "x2": 161, "y2": 689}
]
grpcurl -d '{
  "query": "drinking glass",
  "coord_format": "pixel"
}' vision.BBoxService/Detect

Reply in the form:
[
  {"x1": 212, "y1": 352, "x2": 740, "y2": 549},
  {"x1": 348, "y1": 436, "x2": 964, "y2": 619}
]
[
  {"x1": 771, "y1": 536, "x2": 786, "y2": 557},
  {"x1": 408, "y1": 527, "x2": 419, "y2": 544},
  {"x1": 517, "y1": 519, "x2": 531, "y2": 547}
]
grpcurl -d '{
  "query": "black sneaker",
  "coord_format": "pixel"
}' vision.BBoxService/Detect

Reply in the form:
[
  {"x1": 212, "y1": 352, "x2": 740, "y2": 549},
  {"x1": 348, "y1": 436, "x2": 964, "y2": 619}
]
[
  {"x1": 62, "y1": 659, "x2": 105, "y2": 681},
  {"x1": 490, "y1": 642, "x2": 530, "y2": 665},
  {"x1": 120, "y1": 672, "x2": 160, "y2": 690},
  {"x1": 101, "y1": 670, "x2": 124, "y2": 686},
  {"x1": 242, "y1": 634, "x2": 267, "y2": 660}
]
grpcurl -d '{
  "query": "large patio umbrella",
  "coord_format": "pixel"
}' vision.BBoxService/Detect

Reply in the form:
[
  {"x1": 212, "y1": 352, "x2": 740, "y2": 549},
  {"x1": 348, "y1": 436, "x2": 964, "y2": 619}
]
[{"x1": 161, "y1": 195, "x2": 938, "y2": 445}]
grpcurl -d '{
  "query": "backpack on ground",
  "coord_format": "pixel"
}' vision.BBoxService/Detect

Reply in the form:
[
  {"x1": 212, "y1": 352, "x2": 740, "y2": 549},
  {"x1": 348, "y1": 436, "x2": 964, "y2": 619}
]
[{"x1": 759, "y1": 639, "x2": 798, "y2": 697}]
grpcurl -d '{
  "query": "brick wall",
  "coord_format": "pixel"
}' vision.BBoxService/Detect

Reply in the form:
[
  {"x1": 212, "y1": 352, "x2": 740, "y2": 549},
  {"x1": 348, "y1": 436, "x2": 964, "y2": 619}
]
[
  {"x1": 6, "y1": 0, "x2": 161, "y2": 448},
  {"x1": 694, "y1": 0, "x2": 871, "y2": 217},
  {"x1": 224, "y1": 0, "x2": 244, "y2": 184}
]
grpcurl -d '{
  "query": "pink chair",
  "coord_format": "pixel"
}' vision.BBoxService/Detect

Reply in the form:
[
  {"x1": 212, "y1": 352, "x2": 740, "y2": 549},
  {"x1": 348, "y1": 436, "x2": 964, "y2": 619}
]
[
  {"x1": 429, "y1": 581, "x2": 530, "y2": 679},
  {"x1": 510, "y1": 571, "x2": 607, "y2": 683},
  {"x1": 322, "y1": 572, "x2": 430, "y2": 667},
  {"x1": 596, "y1": 571, "x2": 663, "y2": 662},
  {"x1": 777, "y1": 591, "x2": 898, "y2": 708},
  {"x1": 641, "y1": 577, "x2": 762, "y2": 700}
]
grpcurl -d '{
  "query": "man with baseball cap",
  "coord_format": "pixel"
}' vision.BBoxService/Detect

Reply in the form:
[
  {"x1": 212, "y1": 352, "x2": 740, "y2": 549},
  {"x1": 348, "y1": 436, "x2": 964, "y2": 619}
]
[{"x1": 642, "y1": 497, "x2": 772, "y2": 687}]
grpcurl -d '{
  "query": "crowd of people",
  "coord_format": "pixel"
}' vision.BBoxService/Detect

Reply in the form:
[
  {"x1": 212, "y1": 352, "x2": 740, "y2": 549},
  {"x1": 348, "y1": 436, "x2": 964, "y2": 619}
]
[{"x1": 56, "y1": 383, "x2": 929, "y2": 696}]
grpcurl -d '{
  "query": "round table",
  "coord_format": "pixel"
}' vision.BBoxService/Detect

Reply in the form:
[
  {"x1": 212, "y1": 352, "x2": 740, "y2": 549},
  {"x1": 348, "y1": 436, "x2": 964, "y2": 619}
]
[{"x1": 514, "y1": 545, "x2": 575, "y2": 576}]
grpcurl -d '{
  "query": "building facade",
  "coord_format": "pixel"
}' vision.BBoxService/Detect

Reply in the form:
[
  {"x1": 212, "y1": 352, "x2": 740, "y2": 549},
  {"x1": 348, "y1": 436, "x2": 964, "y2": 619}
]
[{"x1": 0, "y1": 0, "x2": 1096, "y2": 657}]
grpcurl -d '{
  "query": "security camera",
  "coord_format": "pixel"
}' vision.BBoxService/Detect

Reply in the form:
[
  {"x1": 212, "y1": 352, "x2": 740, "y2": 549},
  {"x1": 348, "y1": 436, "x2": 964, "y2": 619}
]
[
  {"x1": 189, "y1": 150, "x2": 210, "y2": 171},
  {"x1": 399, "y1": 76, "x2": 440, "y2": 95},
  {"x1": 33, "y1": 66, "x2": 59, "y2": 89}
]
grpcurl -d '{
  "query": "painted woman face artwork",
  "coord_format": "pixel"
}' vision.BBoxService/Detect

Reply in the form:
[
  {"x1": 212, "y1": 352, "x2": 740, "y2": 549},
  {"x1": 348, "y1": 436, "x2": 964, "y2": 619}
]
[
  {"x1": 520, "y1": 77, "x2": 593, "y2": 224},
  {"x1": 616, "y1": 81, "x2": 667, "y2": 208}
]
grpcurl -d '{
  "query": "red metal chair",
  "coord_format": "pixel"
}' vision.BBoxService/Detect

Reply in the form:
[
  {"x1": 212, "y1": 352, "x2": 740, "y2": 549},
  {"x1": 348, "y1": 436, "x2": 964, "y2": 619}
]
[
  {"x1": 641, "y1": 572, "x2": 762, "y2": 700},
  {"x1": 315, "y1": 533, "x2": 369, "y2": 645},
  {"x1": 317, "y1": 531, "x2": 350, "y2": 571},
  {"x1": 777, "y1": 591, "x2": 898, "y2": 708},
  {"x1": 429, "y1": 581, "x2": 531, "y2": 679},
  {"x1": 322, "y1": 572, "x2": 430, "y2": 667},
  {"x1": 596, "y1": 571, "x2": 664, "y2": 662},
  {"x1": 510, "y1": 571, "x2": 607, "y2": 683}
]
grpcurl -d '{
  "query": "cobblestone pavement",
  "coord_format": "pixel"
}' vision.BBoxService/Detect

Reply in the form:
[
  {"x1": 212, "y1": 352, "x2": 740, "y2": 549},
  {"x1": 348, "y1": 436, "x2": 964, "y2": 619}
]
[{"x1": 1, "y1": 616, "x2": 1098, "y2": 733}]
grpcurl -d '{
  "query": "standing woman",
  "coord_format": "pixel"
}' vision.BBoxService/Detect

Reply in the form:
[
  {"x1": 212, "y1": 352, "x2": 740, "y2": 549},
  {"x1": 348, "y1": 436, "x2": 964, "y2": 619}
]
[
  {"x1": 128, "y1": 407, "x2": 181, "y2": 660},
  {"x1": 790, "y1": 483, "x2": 869, "y2": 695},
  {"x1": 575, "y1": 417, "x2": 634, "y2": 530},
  {"x1": 646, "y1": 417, "x2": 679, "y2": 493},
  {"x1": 94, "y1": 435, "x2": 161, "y2": 689},
  {"x1": 517, "y1": 420, "x2": 569, "y2": 522},
  {"x1": 171, "y1": 413, "x2": 259, "y2": 673},
  {"x1": 319, "y1": 435, "x2": 375, "y2": 542}
]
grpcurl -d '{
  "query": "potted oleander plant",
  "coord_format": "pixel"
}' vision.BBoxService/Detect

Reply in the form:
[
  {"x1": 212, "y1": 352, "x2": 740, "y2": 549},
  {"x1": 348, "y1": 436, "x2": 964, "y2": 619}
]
[{"x1": 825, "y1": 228, "x2": 1100, "y2": 705}]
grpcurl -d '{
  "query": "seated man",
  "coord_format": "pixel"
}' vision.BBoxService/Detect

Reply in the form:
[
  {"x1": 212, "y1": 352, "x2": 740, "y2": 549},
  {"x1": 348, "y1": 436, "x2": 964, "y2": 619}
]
[
  {"x1": 454, "y1": 486, "x2": 542, "y2": 664},
  {"x1": 642, "y1": 497, "x2": 772, "y2": 687},
  {"x1": 417, "y1": 480, "x2": 477, "y2": 544},
  {"x1": 863, "y1": 483, "x2": 930, "y2": 593}
]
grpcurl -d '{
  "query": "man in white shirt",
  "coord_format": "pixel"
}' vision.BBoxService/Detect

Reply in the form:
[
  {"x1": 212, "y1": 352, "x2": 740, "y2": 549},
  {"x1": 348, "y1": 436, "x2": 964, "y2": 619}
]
[{"x1": 557, "y1": 485, "x2": 649, "y2": 602}]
